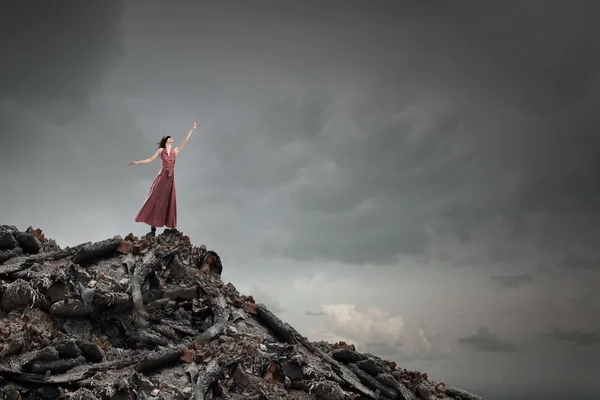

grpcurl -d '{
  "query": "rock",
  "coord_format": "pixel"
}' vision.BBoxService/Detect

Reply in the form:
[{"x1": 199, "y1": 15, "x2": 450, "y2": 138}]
[
  {"x1": 136, "y1": 346, "x2": 186, "y2": 372},
  {"x1": 132, "y1": 240, "x2": 149, "y2": 254},
  {"x1": 0, "y1": 247, "x2": 23, "y2": 264},
  {"x1": 309, "y1": 380, "x2": 353, "y2": 400},
  {"x1": 347, "y1": 363, "x2": 398, "y2": 399},
  {"x1": 244, "y1": 303, "x2": 257, "y2": 314},
  {"x1": 255, "y1": 303, "x2": 298, "y2": 344},
  {"x1": 0, "y1": 231, "x2": 18, "y2": 250},
  {"x1": 1, "y1": 279, "x2": 36, "y2": 311},
  {"x1": 152, "y1": 324, "x2": 178, "y2": 340},
  {"x1": 46, "y1": 281, "x2": 66, "y2": 303},
  {"x1": 226, "y1": 325, "x2": 238, "y2": 335},
  {"x1": 75, "y1": 340, "x2": 105, "y2": 362},
  {"x1": 138, "y1": 329, "x2": 171, "y2": 346},
  {"x1": 69, "y1": 388, "x2": 102, "y2": 400},
  {"x1": 117, "y1": 241, "x2": 132, "y2": 254},
  {"x1": 227, "y1": 294, "x2": 244, "y2": 307},
  {"x1": 377, "y1": 373, "x2": 418, "y2": 400},
  {"x1": 27, "y1": 227, "x2": 45, "y2": 243},
  {"x1": 30, "y1": 355, "x2": 86, "y2": 374},
  {"x1": 93, "y1": 292, "x2": 131, "y2": 308},
  {"x1": 356, "y1": 358, "x2": 387, "y2": 376},
  {"x1": 0, "y1": 339, "x2": 24, "y2": 359},
  {"x1": 282, "y1": 360, "x2": 305, "y2": 380},
  {"x1": 32, "y1": 346, "x2": 59, "y2": 362},
  {"x1": 55, "y1": 340, "x2": 82, "y2": 358},
  {"x1": 445, "y1": 386, "x2": 482, "y2": 400},
  {"x1": 50, "y1": 300, "x2": 93, "y2": 317},
  {"x1": 13, "y1": 232, "x2": 42, "y2": 254},
  {"x1": 198, "y1": 250, "x2": 223, "y2": 275},
  {"x1": 167, "y1": 254, "x2": 192, "y2": 281},
  {"x1": 164, "y1": 285, "x2": 197, "y2": 301},
  {"x1": 61, "y1": 318, "x2": 93, "y2": 337},
  {"x1": 332, "y1": 341, "x2": 355, "y2": 350},
  {"x1": 0, "y1": 225, "x2": 18, "y2": 233},
  {"x1": 332, "y1": 348, "x2": 368, "y2": 363},
  {"x1": 71, "y1": 236, "x2": 122, "y2": 264},
  {"x1": 417, "y1": 383, "x2": 437, "y2": 400},
  {"x1": 30, "y1": 387, "x2": 62, "y2": 399},
  {"x1": 180, "y1": 349, "x2": 195, "y2": 363}
]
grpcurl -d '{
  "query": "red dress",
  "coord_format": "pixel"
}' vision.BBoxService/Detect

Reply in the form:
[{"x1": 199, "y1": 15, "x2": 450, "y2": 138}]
[{"x1": 134, "y1": 148, "x2": 177, "y2": 228}]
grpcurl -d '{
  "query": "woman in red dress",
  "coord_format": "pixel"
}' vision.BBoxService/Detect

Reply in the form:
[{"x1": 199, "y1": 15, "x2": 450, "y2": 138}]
[{"x1": 129, "y1": 120, "x2": 199, "y2": 237}]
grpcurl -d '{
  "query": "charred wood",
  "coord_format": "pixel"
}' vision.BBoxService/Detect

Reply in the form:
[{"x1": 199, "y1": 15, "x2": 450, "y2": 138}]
[
  {"x1": 135, "y1": 345, "x2": 186, "y2": 373},
  {"x1": 255, "y1": 303, "x2": 297, "y2": 345},
  {"x1": 347, "y1": 363, "x2": 398, "y2": 399},
  {"x1": 377, "y1": 373, "x2": 418, "y2": 400},
  {"x1": 445, "y1": 386, "x2": 482, "y2": 400},
  {"x1": 71, "y1": 236, "x2": 122, "y2": 265}
]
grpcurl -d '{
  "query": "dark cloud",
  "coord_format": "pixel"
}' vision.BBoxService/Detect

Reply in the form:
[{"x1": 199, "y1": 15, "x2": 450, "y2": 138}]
[
  {"x1": 6, "y1": 0, "x2": 595, "y2": 266},
  {"x1": 458, "y1": 326, "x2": 518, "y2": 353},
  {"x1": 490, "y1": 274, "x2": 534, "y2": 289},
  {"x1": 559, "y1": 254, "x2": 597, "y2": 271},
  {"x1": 0, "y1": 0, "x2": 124, "y2": 106},
  {"x1": 0, "y1": 0, "x2": 128, "y2": 208},
  {"x1": 542, "y1": 329, "x2": 600, "y2": 346},
  {"x1": 191, "y1": 0, "x2": 600, "y2": 264}
]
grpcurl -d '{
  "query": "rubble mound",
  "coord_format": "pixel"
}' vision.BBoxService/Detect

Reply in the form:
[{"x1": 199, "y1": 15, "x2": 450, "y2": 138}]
[{"x1": 0, "y1": 225, "x2": 482, "y2": 400}]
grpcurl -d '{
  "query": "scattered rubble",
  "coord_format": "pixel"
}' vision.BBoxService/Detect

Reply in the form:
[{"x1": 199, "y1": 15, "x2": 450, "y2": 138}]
[{"x1": 0, "y1": 224, "x2": 483, "y2": 399}]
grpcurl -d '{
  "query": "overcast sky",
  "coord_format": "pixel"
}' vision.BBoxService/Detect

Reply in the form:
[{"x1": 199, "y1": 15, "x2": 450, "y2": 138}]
[{"x1": 2, "y1": 1, "x2": 600, "y2": 398}]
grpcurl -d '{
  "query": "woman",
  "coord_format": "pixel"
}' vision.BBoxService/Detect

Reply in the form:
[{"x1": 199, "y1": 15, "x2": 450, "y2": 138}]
[{"x1": 129, "y1": 120, "x2": 199, "y2": 237}]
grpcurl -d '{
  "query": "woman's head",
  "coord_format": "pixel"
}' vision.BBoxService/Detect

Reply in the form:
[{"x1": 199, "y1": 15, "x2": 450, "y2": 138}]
[{"x1": 158, "y1": 135, "x2": 173, "y2": 148}]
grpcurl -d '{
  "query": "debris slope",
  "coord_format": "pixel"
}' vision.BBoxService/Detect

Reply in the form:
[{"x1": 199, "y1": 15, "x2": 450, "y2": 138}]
[{"x1": 0, "y1": 225, "x2": 482, "y2": 400}]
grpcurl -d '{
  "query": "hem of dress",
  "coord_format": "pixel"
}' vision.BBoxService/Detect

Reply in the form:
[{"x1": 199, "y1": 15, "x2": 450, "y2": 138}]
[{"x1": 134, "y1": 218, "x2": 176, "y2": 229}]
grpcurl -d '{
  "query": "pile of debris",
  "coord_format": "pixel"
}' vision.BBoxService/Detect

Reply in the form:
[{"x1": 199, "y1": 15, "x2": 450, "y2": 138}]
[{"x1": 0, "y1": 224, "x2": 483, "y2": 400}]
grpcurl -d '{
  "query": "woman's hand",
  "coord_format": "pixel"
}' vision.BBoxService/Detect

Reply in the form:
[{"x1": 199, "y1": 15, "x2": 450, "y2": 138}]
[
  {"x1": 192, "y1": 120, "x2": 199, "y2": 129},
  {"x1": 128, "y1": 161, "x2": 138, "y2": 166}
]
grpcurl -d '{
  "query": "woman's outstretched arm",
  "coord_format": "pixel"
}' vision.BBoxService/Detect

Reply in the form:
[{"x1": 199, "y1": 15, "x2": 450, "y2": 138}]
[
  {"x1": 129, "y1": 149, "x2": 161, "y2": 166},
  {"x1": 175, "y1": 120, "x2": 199, "y2": 154}
]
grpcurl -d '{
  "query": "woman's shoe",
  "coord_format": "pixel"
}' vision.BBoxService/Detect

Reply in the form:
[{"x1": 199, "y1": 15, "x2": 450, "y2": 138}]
[{"x1": 146, "y1": 226, "x2": 156, "y2": 239}]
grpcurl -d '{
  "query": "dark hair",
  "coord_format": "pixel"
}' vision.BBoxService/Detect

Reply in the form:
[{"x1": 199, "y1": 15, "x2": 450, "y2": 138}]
[{"x1": 158, "y1": 135, "x2": 171, "y2": 148}]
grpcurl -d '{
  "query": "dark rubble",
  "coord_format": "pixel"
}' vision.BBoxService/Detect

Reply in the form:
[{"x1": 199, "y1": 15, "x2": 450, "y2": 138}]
[{"x1": 0, "y1": 225, "x2": 482, "y2": 400}]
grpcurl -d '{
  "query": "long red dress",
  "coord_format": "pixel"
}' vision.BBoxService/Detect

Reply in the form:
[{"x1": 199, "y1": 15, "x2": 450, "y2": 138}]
[{"x1": 134, "y1": 148, "x2": 177, "y2": 228}]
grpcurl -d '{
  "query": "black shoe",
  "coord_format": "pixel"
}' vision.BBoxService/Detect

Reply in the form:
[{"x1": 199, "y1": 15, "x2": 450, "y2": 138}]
[{"x1": 146, "y1": 226, "x2": 156, "y2": 239}]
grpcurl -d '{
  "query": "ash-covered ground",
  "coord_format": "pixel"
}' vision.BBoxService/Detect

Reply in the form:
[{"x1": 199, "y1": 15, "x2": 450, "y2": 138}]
[{"x1": 0, "y1": 225, "x2": 482, "y2": 400}]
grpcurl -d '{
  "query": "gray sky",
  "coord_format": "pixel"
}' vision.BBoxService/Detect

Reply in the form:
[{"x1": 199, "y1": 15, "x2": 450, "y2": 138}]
[{"x1": 2, "y1": 1, "x2": 600, "y2": 397}]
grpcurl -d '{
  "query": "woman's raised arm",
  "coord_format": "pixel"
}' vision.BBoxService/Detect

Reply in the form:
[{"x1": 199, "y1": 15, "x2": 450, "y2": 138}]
[{"x1": 175, "y1": 120, "x2": 199, "y2": 154}]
